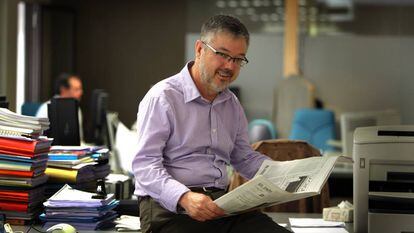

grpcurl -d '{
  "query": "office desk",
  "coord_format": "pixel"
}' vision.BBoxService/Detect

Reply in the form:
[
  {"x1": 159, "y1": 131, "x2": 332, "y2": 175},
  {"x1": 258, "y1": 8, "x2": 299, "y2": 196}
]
[
  {"x1": 265, "y1": 212, "x2": 354, "y2": 233},
  {"x1": 11, "y1": 212, "x2": 353, "y2": 233}
]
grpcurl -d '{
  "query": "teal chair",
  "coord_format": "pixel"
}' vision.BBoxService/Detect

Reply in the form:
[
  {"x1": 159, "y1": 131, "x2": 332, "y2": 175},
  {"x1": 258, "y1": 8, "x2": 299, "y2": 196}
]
[
  {"x1": 289, "y1": 108, "x2": 335, "y2": 152},
  {"x1": 21, "y1": 102, "x2": 42, "y2": 116},
  {"x1": 248, "y1": 119, "x2": 277, "y2": 143}
]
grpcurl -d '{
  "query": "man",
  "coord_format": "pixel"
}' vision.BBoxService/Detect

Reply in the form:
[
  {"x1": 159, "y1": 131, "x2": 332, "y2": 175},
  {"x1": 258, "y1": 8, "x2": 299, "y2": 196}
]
[
  {"x1": 133, "y1": 15, "x2": 290, "y2": 233},
  {"x1": 36, "y1": 73, "x2": 84, "y2": 140}
]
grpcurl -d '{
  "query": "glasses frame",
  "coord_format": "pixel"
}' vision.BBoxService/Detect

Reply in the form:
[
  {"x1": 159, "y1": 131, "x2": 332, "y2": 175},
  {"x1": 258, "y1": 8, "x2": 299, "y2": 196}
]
[{"x1": 201, "y1": 41, "x2": 249, "y2": 67}]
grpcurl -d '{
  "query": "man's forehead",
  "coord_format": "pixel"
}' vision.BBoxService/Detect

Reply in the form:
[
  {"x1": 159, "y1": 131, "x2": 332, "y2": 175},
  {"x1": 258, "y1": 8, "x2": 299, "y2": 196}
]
[
  {"x1": 210, "y1": 33, "x2": 248, "y2": 55},
  {"x1": 68, "y1": 76, "x2": 82, "y2": 87}
]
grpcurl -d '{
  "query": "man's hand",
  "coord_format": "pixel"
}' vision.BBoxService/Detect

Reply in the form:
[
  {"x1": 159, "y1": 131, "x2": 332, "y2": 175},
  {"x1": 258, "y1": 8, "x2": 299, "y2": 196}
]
[{"x1": 178, "y1": 191, "x2": 225, "y2": 222}]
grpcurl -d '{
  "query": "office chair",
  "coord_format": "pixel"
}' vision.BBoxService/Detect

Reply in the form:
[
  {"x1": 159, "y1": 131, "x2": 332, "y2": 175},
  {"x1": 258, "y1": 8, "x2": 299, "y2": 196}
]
[
  {"x1": 289, "y1": 108, "x2": 336, "y2": 153},
  {"x1": 228, "y1": 139, "x2": 330, "y2": 213},
  {"x1": 248, "y1": 119, "x2": 277, "y2": 143},
  {"x1": 21, "y1": 102, "x2": 42, "y2": 116}
]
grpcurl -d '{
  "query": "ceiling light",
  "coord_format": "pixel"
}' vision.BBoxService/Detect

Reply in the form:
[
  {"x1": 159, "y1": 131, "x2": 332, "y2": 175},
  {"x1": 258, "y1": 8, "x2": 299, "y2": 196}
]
[
  {"x1": 216, "y1": 0, "x2": 226, "y2": 8},
  {"x1": 262, "y1": 0, "x2": 271, "y2": 7},
  {"x1": 240, "y1": 0, "x2": 250, "y2": 7},
  {"x1": 273, "y1": 0, "x2": 282, "y2": 6},
  {"x1": 270, "y1": 13, "x2": 279, "y2": 21},
  {"x1": 228, "y1": 0, "x2": 238, "y2": 8},
  {"x1": 252, "y1": 0, "x2": 262, "y2": 7},
  {"x1": 260, "y1": 13, "x2": 270, "y2": 22},
  {"x1": 246, "y1": 7, "x2": 255, "y2": 15}
]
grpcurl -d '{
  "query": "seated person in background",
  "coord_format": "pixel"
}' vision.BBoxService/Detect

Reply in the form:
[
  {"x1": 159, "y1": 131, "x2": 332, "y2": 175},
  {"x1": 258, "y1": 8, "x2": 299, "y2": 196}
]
[
  {"x1": 36, "y1": 73, "x2": 84, "y2": 141},
  {"x1": 132, "y1": 14, "x2": 290, "y2": 233}
]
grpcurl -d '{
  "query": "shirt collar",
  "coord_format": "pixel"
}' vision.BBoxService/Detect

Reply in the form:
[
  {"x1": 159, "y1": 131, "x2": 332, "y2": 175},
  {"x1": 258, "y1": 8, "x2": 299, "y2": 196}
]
[{"x1": 180, "y1": 61, "x2": 233, "y2": 104}]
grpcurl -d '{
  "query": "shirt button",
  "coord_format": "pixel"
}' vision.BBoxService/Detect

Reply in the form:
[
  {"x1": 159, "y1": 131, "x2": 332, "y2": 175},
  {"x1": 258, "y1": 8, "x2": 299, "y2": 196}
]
[{"x1": 212, "y1": 129, "x2": 217, "y2": 133}]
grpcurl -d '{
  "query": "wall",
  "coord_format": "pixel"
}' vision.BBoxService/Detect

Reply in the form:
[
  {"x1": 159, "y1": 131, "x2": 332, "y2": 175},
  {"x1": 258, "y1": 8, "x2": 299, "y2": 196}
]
[
  {"x1": 304, "y1": 35, "x2": 407, "y2": 117},
  {"x1": 0, "y1": 0, "x2": 5, "y2": 96},
  {"x1": 75, "y1": 0, "x2": 186, "y2": 127},
  {"x1": 186, "y1": 33, "x2": 414, "y2": 125},
  {"x1": 0, "y1": 0, "x2": 18, "y2": 110},
  {"x1": 399, "y1": 38, "x2": 414, "y2": 123}
]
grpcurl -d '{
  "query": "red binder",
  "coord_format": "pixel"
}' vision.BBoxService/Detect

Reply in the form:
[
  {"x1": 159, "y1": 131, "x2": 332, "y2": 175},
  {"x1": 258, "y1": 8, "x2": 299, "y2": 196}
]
[
  {"x1": 0, "y1": 168, "x2": 46, "y2": 177},
  {"x1": 0, "y1": 137, "x2": 52, "y2": 157},
  {"x1": 0, "y1": 201, "x2": 29, "y2": 212}
]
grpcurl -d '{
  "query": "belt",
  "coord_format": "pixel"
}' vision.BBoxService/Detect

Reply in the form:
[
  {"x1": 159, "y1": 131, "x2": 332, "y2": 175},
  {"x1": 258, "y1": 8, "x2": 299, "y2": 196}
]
[
  {"x1": 190, "y1": 187, "x2": 225, "y2": 193},
  {"x1": 138, "y1": 187, "x2": 226, "y2": 203}
]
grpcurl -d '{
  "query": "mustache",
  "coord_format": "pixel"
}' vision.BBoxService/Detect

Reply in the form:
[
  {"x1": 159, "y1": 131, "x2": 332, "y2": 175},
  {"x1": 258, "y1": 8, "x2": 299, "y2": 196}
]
[{"x1": 217, "y1": 69, "x2": 234, "y2": 77}]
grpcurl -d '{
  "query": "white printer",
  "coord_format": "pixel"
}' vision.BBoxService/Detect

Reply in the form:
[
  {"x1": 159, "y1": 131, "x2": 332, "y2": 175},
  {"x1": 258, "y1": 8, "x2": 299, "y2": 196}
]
[{"x1": 353, "y1": 125, "x2": 414, "y2": 233}]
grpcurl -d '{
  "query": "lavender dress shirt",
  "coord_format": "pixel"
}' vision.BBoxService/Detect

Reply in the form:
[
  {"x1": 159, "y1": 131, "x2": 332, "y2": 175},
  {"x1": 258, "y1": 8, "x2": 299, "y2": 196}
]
[{"x1": 132, "y1": 62, "x2": 269, "y2": 212}]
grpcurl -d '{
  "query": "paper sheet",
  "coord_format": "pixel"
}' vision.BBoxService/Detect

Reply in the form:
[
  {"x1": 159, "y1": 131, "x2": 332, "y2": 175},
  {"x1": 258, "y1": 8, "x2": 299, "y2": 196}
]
[
  {"x1": 115, "y1": 122, "x2": 138, "y2": 173},
  {"x1": 289, "y1": 218, "x2": 345, "y2": 227},
  {"x1": 291, "y1": 228, "x2": 348, "y2": 233},
  {"x1": 115, "y1": 215, "x2": 141, "y2": 231}
]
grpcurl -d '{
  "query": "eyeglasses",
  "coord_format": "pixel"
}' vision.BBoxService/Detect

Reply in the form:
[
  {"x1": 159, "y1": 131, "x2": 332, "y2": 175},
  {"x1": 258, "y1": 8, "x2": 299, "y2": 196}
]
[{"x1": 201, "y1": 41, "x2": 249, "y2": 67}]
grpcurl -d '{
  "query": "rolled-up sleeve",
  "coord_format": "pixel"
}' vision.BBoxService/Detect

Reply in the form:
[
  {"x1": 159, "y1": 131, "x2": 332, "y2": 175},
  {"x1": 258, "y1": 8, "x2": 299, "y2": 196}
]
[{"x1": 132, "y1": 95, "x2": 189, "y2": 212}]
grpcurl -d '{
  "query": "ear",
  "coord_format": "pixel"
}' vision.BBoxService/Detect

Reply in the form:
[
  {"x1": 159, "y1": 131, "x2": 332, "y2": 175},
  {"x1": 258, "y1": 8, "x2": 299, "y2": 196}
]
[{"x1": 195, "y1": 40, "x2": 204, "y2": 59}]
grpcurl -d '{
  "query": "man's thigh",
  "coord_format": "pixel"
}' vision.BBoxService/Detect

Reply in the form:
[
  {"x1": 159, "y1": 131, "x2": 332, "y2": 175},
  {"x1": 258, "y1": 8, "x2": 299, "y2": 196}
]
[
  {"x1": 140, "y1": 197, "x2": 290, "y2": 233},
  {"x1": 161, "y1": 211, "x2": 292, "y2": 233},
  {"x1": 159, "y1": 214, "x2": 232, "y2": 233}
]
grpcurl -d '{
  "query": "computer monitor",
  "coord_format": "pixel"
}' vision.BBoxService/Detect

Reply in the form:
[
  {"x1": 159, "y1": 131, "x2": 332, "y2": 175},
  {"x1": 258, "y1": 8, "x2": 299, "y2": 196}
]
[
  {"x1": 47, "y1": 98, "x2": 80, "y2": 146},
  {"x1": 89, "y1": 89, "x2": 110, "y2": 148},
  {"x1": 340, "y1": 109, "x2": 400, "y2": 157},
  {"x1": 0, "y1": 96, "x2": 9, "y2": 109}
]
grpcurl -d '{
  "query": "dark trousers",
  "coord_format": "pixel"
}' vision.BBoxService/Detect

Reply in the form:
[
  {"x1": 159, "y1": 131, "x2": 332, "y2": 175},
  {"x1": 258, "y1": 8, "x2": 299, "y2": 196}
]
[{"x1": 139, "y1": 191, "x2": 292, "y2": 233}]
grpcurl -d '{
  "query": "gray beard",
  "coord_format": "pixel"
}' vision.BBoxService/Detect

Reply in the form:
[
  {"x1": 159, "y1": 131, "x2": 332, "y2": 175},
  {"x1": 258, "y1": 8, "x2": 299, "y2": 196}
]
[{"x1": 199, "y1": 61, "x2": 227, "y2": 93}]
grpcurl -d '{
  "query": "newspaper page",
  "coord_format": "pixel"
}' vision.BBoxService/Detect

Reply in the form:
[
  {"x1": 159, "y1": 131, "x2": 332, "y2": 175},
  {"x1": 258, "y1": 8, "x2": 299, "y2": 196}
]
[{"x1": 215, "y1": 156, "x2": 339, "y2": 214}]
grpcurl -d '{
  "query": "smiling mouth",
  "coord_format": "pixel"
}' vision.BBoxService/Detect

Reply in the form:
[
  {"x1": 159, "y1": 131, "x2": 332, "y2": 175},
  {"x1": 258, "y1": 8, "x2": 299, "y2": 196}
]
[{"x1": 216, "y1": 70, "x2": 233, "y2": 81}]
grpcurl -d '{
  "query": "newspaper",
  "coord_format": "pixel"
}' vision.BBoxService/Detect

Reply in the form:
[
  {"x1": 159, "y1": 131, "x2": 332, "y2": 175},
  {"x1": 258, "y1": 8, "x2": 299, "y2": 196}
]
[{"x1": 215, "y1": 155, "x2": 341, "y2": 214}]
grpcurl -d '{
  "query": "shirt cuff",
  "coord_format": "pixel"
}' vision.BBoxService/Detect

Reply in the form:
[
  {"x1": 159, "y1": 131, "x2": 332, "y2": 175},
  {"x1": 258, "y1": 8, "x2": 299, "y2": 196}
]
[{"x1": 160, "y1": 181, "x2": 190, "y2": 213}]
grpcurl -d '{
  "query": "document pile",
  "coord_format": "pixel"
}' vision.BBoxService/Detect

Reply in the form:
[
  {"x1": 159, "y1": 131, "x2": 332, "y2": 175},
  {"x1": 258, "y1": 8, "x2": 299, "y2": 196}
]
[
  {"x1": 41, "y1": 184, "x2": 119, "y2": 230},
  {"x1": 45, "y1": 146, "x2": 111, "y2": 196},
  {"x1": 0, "y1": 108, "x2": 52, "y2": 224},
  {"x1": 0, "y1": 108, "x2": 49, "y2": 138},
  {"x1": 114, "y1": 215, "x2": 141, "y2": 232},
  {"x1": 289, "y1": 218, "x2": 348, "y2": 233}
]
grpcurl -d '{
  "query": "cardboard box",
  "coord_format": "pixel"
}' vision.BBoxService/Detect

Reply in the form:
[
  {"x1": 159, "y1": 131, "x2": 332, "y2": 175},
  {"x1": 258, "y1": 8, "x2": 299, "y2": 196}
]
[{"x1": 323, "y1": 207, "x2": 353, "y2": 222}]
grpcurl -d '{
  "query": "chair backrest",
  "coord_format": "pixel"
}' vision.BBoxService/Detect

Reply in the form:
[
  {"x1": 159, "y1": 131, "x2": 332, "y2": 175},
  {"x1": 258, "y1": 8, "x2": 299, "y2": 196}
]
[
  {"x1": 248, "y1": 119, "x2": 277, "y2": 143},
  {"x1": 228, "y1": 139, "x2": 330, "y2": 213},
  {"x1": 289, "y1": 108, "x2": 336, "y2": 152},
  {"x1": 21, "y1": 102, "x2": 42, "y2": 116}
]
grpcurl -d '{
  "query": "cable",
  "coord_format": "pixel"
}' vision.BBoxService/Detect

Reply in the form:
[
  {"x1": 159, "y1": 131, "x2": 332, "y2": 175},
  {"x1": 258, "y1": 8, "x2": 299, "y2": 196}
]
[{"x1": 25, "y1": 225, "x2": 45, "y2": 233}]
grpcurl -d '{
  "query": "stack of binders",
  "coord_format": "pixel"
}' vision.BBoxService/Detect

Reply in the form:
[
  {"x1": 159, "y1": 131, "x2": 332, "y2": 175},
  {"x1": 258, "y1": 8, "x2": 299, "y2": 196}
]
[
  {"x1": 41, "y1": 184, "x2": 119, "y2": 230},
  {"x1": 0, "y1": 108, "x2": 52, "y2": 224},
  {"x1": 45, "y1": 146, "x2": 111, "y2": 197}
]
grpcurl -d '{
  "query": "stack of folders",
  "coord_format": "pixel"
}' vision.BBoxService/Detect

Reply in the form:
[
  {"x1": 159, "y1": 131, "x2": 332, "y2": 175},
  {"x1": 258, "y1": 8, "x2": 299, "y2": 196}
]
[
  {"x1": 41, "y1": 184, "x2": 119, "y2": 230},
  {"x1": 0, "y1": 108, "x2": 49, "y2": 139},
  {"x1": 45, "y1": 146, "x2": 111, "y2": 197},
  {"x1": 0, "y1": 108, "x2": 53, "y2": 225}
]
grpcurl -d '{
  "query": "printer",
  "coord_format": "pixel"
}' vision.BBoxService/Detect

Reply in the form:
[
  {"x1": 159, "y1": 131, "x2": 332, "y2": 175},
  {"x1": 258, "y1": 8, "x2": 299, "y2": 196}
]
[{"x1": 354, "y1": 125, "x2": 414, "y2": 233}]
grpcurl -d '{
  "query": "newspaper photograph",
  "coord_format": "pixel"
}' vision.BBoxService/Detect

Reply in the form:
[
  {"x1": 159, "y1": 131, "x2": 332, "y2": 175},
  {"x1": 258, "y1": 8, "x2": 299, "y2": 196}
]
[{"x1": 215, "y1": 155, "x2": 340, "y2": 214}]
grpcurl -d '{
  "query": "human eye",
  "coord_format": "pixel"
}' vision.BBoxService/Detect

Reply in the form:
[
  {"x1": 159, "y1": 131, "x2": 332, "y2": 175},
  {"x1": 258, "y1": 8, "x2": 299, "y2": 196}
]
[
  {"x1": 233, "y1": 58, "x2": 245, "y2": 65},
  {"x1": 216, "y1": 51, "x2": 231, "y2": 60}
]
